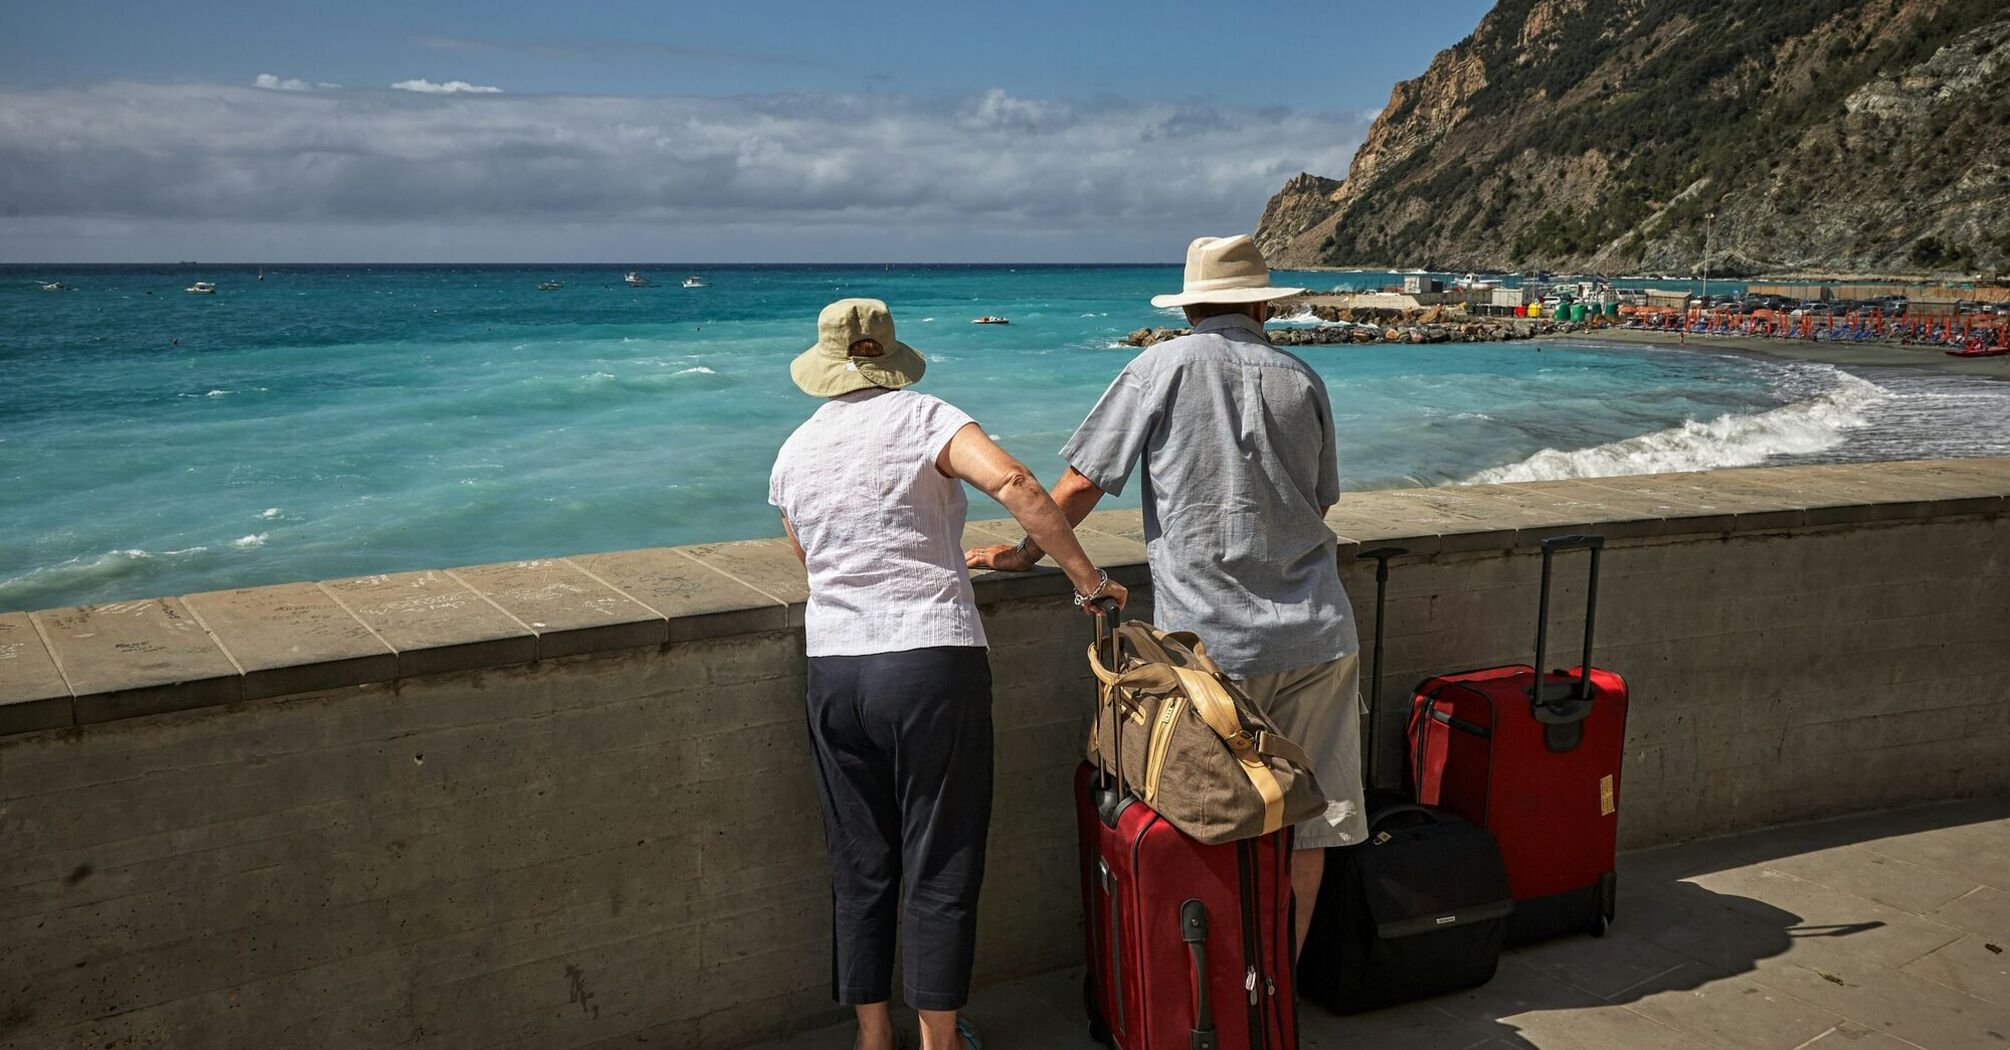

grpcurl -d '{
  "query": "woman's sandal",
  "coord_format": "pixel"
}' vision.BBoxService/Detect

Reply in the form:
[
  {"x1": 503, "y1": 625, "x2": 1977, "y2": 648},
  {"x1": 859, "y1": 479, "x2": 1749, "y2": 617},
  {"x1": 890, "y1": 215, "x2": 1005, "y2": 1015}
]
[{"x1": 954, "y1": 1017, "x2": 983, "y2": 1050}]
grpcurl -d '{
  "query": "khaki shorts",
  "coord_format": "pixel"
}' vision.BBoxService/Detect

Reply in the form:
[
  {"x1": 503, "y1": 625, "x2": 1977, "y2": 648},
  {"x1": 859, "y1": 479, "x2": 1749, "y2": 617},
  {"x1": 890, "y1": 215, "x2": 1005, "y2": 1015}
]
[{"x1": 1233, "y1": 653, "x2": 1366, "y2": 849}]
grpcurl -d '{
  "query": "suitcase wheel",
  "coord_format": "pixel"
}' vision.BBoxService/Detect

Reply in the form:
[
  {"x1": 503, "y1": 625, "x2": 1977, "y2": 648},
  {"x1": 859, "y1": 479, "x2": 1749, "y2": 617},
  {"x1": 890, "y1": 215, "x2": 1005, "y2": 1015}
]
[
  {"x1": 1083, "y1": 971, "x2": 1112, "y2": 1046},
  {"x1": 1588, "y1": 871, "x2": 1618, "y2": 937}
]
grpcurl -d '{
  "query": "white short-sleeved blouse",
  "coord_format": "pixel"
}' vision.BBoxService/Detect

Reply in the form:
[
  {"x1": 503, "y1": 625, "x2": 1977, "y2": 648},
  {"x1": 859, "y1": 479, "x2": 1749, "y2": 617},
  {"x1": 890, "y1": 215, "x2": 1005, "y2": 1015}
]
[{"x1": 769, "y1": 388, "x2": 989, "y2": 657}]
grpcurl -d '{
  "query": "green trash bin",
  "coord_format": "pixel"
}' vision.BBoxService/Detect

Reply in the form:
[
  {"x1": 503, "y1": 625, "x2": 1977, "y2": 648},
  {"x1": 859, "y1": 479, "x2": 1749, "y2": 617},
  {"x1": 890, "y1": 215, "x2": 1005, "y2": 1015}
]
[
  {"x1": 1571, "y1": 303, "x2": 1589, "y2": 322},
  {"x1": 1604, "y1": 301, "x2": 1620, "y2": 317},
  {"x1": 1553, "y1": 303, "x2": 1569, "y2": 320}
]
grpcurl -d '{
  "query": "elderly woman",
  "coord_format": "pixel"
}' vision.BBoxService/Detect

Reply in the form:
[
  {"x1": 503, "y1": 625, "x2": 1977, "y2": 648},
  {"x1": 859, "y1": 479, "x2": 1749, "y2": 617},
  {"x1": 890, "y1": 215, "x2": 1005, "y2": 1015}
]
[{"x1": 770, "y1": 298, "x2": 1127, "y2": 1050}]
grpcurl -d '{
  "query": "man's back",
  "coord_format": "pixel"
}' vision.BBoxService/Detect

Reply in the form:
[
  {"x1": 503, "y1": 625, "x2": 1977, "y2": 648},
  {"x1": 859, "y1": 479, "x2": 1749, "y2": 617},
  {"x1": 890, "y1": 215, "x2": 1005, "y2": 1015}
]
[{"x1": 1062, "y1": 312, "x2": 1355, "y2": 677}]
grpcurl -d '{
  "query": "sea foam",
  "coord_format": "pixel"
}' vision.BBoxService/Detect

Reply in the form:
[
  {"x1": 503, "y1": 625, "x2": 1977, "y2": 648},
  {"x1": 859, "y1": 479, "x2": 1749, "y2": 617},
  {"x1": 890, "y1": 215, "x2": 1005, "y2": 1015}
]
[{"x1": 1465, "y1": 369, "x2": 1889, "y2": 484}]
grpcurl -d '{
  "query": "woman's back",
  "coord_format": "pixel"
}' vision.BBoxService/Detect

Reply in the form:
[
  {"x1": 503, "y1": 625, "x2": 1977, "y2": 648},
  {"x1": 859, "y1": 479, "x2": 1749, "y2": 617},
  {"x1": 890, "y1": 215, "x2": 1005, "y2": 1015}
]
[{"x1": 770, "y1": 387, "x2": 986, "y2": 657}]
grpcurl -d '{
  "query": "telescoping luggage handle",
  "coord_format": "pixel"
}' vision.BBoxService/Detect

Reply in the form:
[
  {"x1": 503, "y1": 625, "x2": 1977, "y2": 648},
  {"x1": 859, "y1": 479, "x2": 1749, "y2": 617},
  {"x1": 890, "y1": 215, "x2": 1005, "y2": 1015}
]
[
  {"x1": 1356, "y1": 547, "x2": 1408, "y2": 792},
  {"x1": 1090, "y1": 599, "x2": 1133, "y2": 828},
  {"x1": 1531, "y1": 534, "x2": 1604, "y2": 724}
]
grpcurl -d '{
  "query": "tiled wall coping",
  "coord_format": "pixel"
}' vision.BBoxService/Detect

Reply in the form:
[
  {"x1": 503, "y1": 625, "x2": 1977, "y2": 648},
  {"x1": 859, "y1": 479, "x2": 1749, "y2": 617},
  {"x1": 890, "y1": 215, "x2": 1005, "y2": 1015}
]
[{"x1": 2, "y1": 458, "x2": 2005, "y2": 736}]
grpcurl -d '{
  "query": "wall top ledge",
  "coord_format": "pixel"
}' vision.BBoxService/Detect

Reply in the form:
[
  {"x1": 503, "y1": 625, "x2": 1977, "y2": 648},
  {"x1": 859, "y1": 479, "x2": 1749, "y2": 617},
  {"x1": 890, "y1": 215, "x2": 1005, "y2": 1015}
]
[{"x1": 3, "y1": 458, "x2": 2005, "y2": 736}]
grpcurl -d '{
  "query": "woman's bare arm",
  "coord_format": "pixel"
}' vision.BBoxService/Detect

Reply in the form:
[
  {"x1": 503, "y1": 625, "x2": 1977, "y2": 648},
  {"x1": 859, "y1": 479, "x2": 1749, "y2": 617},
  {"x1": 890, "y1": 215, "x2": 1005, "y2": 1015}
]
[
  {"x1": 780, "y1": 514, "x2": 805, "y2": 566},
  {"x1": 938, "y1": 423, "x2": 1127, "y2": 611}
]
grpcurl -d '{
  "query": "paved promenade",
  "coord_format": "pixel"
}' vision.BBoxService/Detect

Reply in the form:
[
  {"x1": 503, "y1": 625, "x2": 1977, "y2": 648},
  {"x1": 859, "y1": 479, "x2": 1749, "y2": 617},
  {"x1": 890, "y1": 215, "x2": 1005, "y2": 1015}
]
[{"x1": 749, "y1": 798, "x2": 2010, "y2": 1049}]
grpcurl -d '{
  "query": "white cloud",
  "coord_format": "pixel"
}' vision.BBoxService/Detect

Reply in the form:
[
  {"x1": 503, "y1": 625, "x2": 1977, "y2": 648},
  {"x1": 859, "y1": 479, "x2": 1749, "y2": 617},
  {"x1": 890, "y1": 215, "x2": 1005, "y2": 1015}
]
[
  {"x1": 253, "y1": 73, "x2": 310, "y2": 91},
  {"x1": 390, "y1": 78, "x2": 503, "y2": 94},
  {"x1": 0, "y1": 82, "x2": 1371, "y2": 260}
]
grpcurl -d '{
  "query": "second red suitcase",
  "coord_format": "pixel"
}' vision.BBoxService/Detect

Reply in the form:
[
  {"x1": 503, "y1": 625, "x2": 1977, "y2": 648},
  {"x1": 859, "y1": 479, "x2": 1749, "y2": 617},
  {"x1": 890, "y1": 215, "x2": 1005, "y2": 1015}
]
[
  {"x1": 1407, "y1": 534, "x2": 1629, "y2": 945},
  {"x1": 1076, "y1": 609, "x2": 1297, "y2": 1050}
]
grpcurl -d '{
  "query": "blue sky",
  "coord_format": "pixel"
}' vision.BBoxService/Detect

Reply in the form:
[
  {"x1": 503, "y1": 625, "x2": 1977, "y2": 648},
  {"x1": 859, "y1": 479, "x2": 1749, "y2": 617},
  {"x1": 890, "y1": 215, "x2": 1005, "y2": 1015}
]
[{"x1": 0, "y1": 0, "x2": 1496, "y2": 261}]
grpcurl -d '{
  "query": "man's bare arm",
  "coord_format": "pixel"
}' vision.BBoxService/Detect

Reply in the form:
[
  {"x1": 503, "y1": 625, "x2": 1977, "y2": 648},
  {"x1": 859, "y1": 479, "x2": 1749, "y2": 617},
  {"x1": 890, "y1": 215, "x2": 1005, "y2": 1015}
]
[{"x1": 966, "y1": 467, "x2": 1106, "y2": 571}]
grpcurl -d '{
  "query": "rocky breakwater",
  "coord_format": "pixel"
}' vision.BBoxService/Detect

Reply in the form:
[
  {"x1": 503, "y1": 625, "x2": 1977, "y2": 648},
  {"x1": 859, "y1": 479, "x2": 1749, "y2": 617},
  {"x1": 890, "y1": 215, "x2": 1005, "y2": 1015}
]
[
  {"x1": 1119, "y1": 302, "x2": 1552, "y2": 349},
  {"x1": 1119, "y1": 319, "x2": 1558, "y2": 349}
]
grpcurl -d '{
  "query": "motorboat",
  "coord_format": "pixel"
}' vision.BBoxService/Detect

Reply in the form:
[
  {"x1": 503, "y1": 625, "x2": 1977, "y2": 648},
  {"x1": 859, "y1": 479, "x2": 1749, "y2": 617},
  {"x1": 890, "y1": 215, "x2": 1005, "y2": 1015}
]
[
  {"x1": 538, "y1": 281, "x2": 565, "y2": 291},
  {"x1": 624, "y1": 272, "x2": 650, "y2": 287},
  {"x1": 971, "y1": 316, "x2": 1010, "y2": 325},
  {"x1": 40, "y1": 281, "x2": 68, "y2": 291},
  {"x1": 682, "y1": 275, "x2": 708, "y2": 288},
  {"x1": 1454, "y1": 272, "x2": 1500, "y2": 291},
  {"x1": 186, "y1": 281, "x2": 217, "y2": 295}
]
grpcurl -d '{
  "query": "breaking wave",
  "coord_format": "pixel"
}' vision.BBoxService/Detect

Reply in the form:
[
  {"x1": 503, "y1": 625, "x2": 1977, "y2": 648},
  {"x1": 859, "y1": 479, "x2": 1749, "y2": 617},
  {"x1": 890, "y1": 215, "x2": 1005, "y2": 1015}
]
[
  {"x1": 1465, "y1": 369, "x2": 1890, "y2": 484},
  {"x1": 0, "y1": 545, "x2": 213, "y2": 609}
]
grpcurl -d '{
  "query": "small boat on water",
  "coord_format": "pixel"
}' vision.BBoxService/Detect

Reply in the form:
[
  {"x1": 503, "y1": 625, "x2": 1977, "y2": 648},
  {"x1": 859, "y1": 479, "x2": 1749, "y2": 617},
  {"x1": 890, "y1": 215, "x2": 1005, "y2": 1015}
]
[
  {"x1": 971, "y1": 316, "x2": 1010, "y2": 325},
  {"x1": 186, "y1": 281, "x2": 217, "y2": 295},
  {"x1": 538, "y1": 281, "x2": 565, "y2": 291},
  {"x1": 39, "y1": 281, "x2": 68, "y2": 291},
  {"x1": 682, "y1": 275, "x2": 708, "y2": 288},
  {"x1": 624, "y1": 272, "x2": 650, "y2": 287}
]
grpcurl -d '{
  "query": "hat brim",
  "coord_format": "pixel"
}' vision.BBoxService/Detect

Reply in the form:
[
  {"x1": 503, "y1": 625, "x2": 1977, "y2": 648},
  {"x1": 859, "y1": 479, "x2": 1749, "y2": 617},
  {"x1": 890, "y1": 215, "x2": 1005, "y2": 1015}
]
[
  {"x1": 1149, "y1": 285, "x2": 1306, "y2": 309},
  {"x1": 790, "y1": 340, "x2": 927, "y2": 398}
]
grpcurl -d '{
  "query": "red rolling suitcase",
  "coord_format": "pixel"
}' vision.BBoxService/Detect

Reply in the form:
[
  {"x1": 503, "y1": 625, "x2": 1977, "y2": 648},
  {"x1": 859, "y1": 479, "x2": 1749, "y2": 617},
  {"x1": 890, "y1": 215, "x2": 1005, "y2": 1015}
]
[
  {"x1": 1076, "y1": 608, "x2": 1298, "y2": 1050},
  {"x1": 1407, "y1": 534, "x2": 1629, "y2": 945}
]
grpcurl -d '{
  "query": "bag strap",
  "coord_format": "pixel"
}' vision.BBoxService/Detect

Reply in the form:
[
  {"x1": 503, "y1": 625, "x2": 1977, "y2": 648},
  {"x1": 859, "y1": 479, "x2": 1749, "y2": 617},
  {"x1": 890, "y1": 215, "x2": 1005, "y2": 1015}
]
[
  {"x1": 1254, "y1": 730, "x2": 1314, "y2": 772},
  {"x1": 1161, "y1": 631, "x2": 1226, "y2": 676},
  {"x1": 1170, "y1": 666, "x2": 1286, "y2": 836}
]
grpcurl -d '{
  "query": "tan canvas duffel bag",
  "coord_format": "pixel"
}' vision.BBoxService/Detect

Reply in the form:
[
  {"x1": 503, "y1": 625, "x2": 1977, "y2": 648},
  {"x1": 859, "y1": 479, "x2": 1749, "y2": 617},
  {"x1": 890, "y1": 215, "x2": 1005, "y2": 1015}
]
[{"x1": 1087, "y1": 619, "x2": 1327, "y2": 844}]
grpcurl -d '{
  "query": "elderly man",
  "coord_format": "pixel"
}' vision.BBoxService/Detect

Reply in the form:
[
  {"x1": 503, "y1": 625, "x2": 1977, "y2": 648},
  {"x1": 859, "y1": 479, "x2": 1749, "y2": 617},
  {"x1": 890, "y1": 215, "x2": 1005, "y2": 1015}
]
[{"x1": 968, "y1": 234, "x2": 1363, "y2": 953}]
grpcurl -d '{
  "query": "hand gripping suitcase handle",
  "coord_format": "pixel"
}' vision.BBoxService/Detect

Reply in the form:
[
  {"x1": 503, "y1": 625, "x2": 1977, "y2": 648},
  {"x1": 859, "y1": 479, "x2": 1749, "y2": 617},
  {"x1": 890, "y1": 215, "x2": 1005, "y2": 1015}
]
[
  {"x1": 1532, "y1": 534, "x2": 1603, "y2": 718},
  {"x1": 1355, "y1": 547, "x2": 1408, "y2": 790}
]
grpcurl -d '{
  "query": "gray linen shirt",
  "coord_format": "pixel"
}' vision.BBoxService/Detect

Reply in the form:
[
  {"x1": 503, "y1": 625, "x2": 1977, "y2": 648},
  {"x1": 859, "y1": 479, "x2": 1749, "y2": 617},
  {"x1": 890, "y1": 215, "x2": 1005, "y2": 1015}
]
[{"x1": 1061, "y1": 313, "x2": 1357, "y2": 677}]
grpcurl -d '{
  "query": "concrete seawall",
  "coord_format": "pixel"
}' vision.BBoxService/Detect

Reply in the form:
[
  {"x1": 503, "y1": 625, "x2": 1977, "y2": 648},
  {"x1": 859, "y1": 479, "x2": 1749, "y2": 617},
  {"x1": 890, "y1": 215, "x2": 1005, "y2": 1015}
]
[{"x1": 3, "y1": 459, "x2": 2007, "y2": 1048}]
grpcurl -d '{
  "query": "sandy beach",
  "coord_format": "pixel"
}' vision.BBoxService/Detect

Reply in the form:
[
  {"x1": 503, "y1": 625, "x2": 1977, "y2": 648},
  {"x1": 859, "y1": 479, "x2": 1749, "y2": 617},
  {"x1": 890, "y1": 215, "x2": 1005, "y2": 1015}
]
[{"x1": 1561, "y1": 327, "x2": 2010, "y2": 378}]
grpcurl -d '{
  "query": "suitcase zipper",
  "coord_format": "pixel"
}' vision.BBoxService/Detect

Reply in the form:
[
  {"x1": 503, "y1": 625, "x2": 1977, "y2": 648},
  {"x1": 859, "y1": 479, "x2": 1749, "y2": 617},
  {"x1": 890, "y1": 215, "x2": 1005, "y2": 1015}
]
[
  {"x1": 1259, "y1": 834, "x2": 1281, "y2": 1048},
  {"x1": 1143, "y1": 696, "x2": 1185, "y2": 803},
  {"x1": 1236, "y1": 841, "x2": 1263, "y2": 1048}
]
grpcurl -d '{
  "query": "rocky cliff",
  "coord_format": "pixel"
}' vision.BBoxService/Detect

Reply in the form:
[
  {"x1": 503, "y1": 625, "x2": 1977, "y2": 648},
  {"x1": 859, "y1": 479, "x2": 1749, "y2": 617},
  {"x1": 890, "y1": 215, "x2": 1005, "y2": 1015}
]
[{"x1": 1255, "y1": 0, "x2": 2010, "y2": 276}]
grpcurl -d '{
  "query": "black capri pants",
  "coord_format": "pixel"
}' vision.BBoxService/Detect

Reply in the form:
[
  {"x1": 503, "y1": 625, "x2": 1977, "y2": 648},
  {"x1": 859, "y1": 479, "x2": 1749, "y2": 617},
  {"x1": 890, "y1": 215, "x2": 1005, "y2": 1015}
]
[{"x1": 804, "y1": 645, "x2": 994, "y2": 1011}]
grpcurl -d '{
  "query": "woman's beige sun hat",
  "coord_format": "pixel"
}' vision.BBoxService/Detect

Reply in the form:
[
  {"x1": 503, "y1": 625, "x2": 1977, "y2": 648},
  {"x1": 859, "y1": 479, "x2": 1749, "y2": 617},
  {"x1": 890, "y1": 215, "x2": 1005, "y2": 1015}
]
[
  {"x1": 1149, "y1": 234, "x2": 1305, "y2": 309},
  {"x1": 791, "y1": 297, "x2": 928, "y2": 398}
]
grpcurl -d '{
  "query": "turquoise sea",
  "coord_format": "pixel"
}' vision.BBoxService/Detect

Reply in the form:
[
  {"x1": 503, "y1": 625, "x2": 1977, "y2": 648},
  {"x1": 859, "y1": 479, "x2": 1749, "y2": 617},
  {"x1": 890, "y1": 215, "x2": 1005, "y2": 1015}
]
[{"x1": 5, "y1": 263, "x2": 2009, "y2": 613}]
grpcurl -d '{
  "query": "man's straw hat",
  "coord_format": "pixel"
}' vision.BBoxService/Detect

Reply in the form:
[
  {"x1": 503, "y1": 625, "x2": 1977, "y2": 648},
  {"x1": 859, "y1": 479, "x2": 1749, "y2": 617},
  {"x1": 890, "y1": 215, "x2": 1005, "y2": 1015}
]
[
  {"x1": 1149, "y1": 235, "x2": 1304, "y2": 309},
  {"x1": 790, "y1": 298, "x2": 928, "y2": 398}
]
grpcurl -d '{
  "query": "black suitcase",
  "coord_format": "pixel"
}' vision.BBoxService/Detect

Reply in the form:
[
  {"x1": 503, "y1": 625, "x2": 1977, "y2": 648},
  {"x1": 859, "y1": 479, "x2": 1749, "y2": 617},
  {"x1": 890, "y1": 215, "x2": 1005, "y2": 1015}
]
[{"x1": 1297, "y1": 547, "x2": 1513, "y2": 1014}]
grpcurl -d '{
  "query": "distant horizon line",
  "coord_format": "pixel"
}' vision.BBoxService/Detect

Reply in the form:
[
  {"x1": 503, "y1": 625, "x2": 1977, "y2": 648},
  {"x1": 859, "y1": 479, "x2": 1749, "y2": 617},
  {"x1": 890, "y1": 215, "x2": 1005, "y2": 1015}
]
[{"x1": 1, "y1": 261, "x2": 1200, "y2": 269}]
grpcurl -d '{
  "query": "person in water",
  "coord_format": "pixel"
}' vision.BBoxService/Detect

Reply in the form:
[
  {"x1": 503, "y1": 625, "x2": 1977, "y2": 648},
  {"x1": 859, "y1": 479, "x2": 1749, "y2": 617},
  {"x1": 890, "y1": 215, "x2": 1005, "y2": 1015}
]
[
  {"x1": 968, "y1": 234, "x2": 1365, "y2": 956},
  {"x1": 771, "y1": 297, "x2": 1127, "y2": 1050}
]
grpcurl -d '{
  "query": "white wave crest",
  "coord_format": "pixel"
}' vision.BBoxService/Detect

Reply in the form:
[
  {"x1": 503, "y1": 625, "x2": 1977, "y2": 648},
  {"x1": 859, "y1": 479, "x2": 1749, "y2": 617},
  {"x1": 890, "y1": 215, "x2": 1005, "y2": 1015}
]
[
  {"x1": 674, "y1": 366, "x2": 718, "y2": 376},
  {"x1": 231, "y1": 533, "x2": 268, "y2": 549},
  {"x1": 1466, "y1": 370, "x2": 1889, "y2": 484},
  {"x1": 257, "y1": 507, "x2": 283, "y2": 520},
  {"x1": 0, "y1": 546, "x2": 210, "y2": 606}
]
